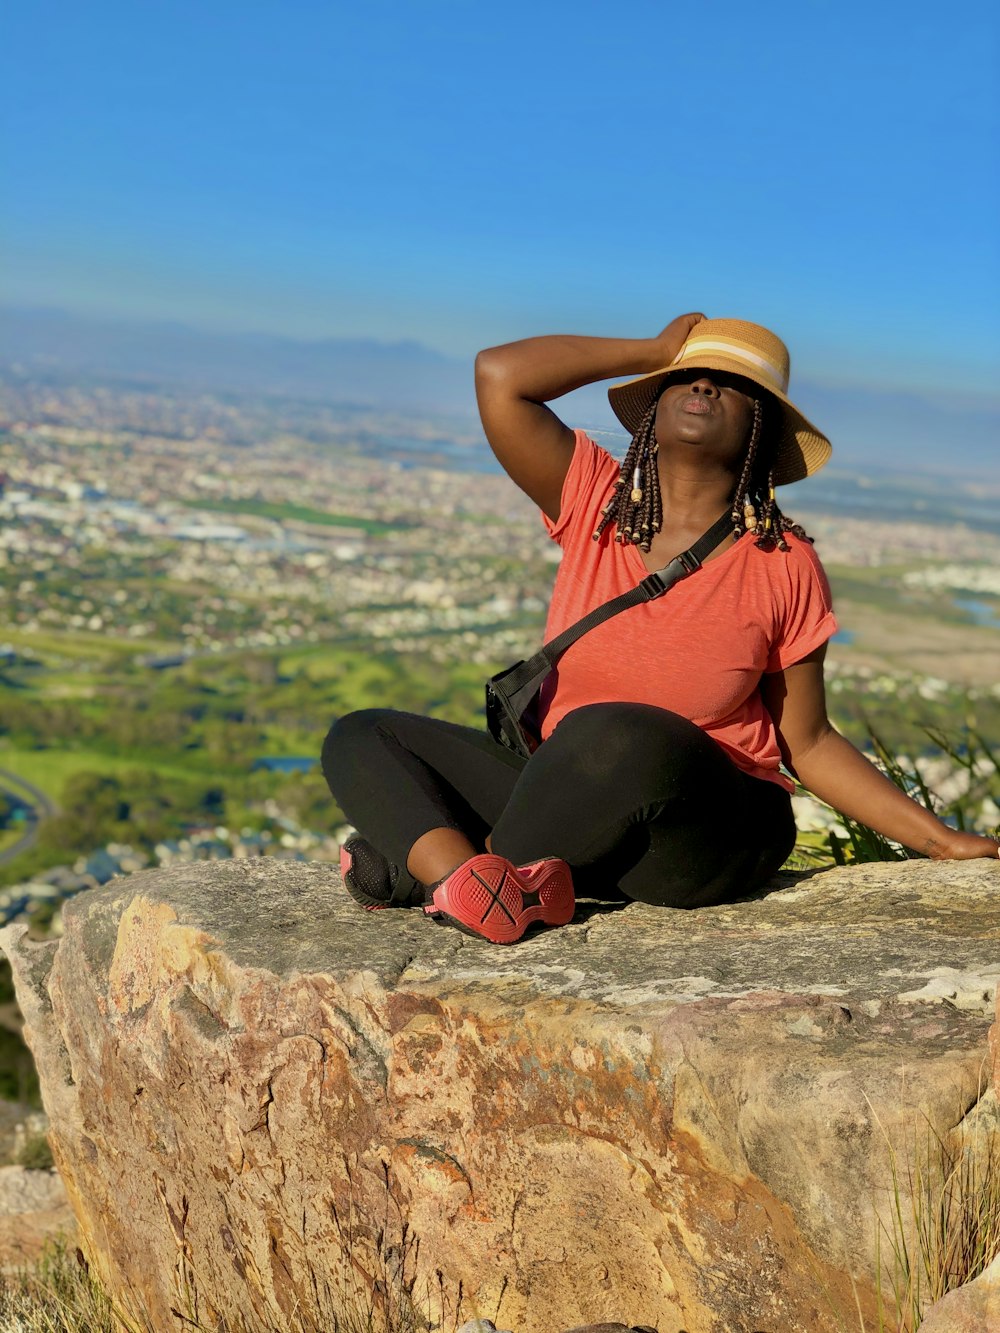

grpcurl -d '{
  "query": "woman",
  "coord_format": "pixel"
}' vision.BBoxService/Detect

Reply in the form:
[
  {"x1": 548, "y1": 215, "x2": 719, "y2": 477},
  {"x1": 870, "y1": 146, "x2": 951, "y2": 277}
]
[{"x1": 322, "y1": 315, "x2": 999, "y2": 943}]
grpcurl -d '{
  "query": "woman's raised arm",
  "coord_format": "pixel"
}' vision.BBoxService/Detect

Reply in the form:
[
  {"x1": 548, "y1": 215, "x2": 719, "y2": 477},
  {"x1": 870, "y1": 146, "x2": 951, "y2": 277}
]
[{"x1": 474, "y1": 312, "x2": 705, "y2": 521}]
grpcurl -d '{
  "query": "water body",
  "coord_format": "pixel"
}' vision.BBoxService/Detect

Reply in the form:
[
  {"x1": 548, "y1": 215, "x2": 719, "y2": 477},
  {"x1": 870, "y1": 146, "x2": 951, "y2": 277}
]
[
  {"x1": 953, "y1": 597, "x2": 1000, "y2": 629},
  {"x1": 368, "y1": 433, "x2": 498, "y2": 474},
  {"x1": 251, "y1": 757, "x2": 318, "y2": 774}
]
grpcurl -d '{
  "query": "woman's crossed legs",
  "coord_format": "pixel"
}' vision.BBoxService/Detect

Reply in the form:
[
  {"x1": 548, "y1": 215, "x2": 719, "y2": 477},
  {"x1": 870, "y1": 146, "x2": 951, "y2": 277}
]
[{"x1": 322, "y1": 702, "x2": 795, "y2": 911}]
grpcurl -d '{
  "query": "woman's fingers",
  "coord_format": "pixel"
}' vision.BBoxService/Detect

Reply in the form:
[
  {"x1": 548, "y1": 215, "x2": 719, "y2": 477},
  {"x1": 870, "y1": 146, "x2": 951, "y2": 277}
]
[{"x1": 652, "y1": 312, "x2": 706, "y2": 364}]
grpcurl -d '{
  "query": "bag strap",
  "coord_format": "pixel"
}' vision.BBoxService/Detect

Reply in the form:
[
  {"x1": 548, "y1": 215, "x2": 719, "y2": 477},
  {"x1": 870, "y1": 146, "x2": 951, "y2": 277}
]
[{"x1": 495, "y1": 510, "x2": 734, "y2": 706}]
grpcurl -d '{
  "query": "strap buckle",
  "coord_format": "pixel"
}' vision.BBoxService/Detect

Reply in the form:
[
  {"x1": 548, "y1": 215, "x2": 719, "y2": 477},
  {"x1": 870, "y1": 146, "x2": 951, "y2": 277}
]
[
  {"x1": 638, "y1": 570, "x2": 667, "y2": 599},
  {"x1": 640, "y1": 548, "x2": 702, "y2": 599}
]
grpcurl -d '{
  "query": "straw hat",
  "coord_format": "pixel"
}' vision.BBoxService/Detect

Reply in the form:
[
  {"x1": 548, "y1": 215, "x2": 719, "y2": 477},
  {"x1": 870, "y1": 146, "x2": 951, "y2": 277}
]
[{"x1": 607, "y1": 318, "x2": 831, "y2": 485}]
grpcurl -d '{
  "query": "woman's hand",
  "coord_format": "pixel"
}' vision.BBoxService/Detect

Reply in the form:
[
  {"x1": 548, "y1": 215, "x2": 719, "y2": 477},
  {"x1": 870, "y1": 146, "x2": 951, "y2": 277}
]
[
  {"x1": 922, "y1": 829, "x2": 1000, "y2": 861},
  {"x1": 650, "y1": 313, "x2": 706, "y2": 367}
]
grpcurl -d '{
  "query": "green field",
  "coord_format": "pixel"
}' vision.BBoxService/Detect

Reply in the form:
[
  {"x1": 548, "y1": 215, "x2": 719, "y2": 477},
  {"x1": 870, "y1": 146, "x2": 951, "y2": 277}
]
[
  {"x1": 0, "y1": 626, "x2": 174, "y2": 658},
  {"x1": 0, "y1": 826, "x2": 24, "y2": 854},
  {"x1": 0, "y1": 747, "x2": 230, "y2": 801},
  {"x1": 0, "y1": 641, "x2": 493, "y2": 890},
  {"x1": 182, "y1": 497, "x2": 401, "y2": 535}
]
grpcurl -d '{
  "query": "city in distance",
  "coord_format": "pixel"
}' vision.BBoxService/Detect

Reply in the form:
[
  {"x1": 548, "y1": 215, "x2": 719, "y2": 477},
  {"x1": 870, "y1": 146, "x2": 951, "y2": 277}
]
[{"x1": 5, "y1": 305, "x2": 1000, "y2": 485}]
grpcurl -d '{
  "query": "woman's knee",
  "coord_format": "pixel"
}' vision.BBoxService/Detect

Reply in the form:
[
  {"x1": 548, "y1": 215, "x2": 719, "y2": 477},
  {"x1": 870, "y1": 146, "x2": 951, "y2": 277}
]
[
  {"x1": 545, "y1": 703, "x2": 710, "y2": 785},
  {"x1": 321, "y1": 708, "x2": 395, "y2": 769}
]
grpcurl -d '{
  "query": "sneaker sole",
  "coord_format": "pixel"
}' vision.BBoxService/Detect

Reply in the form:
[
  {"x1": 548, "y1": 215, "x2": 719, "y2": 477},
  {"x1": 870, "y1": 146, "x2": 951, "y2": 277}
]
[{"x1": 425, "y1": 854, "x2": 573, "y2": 945}]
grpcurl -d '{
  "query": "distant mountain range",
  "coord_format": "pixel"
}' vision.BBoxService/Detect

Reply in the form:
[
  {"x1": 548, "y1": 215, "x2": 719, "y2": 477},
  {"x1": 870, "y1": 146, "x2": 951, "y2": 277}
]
[
  {"x1": 0, "y1": 306, "x2": 472, "y2": 415},
  {"x1": 1, "y1": 306, "x2": 997, "y2": 478}
]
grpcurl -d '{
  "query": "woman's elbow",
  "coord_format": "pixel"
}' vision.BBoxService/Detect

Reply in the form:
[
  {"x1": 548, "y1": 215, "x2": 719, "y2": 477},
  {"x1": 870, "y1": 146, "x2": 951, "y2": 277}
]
[
  {"x1": 474, "y1": 346, "x2": 508, "y2": 391},
  {"x1": 782, "y1": 721, "x2": 840, "y2": 781}
]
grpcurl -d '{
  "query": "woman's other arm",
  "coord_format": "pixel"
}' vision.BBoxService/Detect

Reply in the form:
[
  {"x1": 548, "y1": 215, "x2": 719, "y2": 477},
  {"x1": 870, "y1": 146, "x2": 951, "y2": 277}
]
[
  {"x1": 474, "y1": 312, "x2": 704, "y2": 521},
  {"x1": 761, "y1": 647, "x2": 1000, "y2": 860}
]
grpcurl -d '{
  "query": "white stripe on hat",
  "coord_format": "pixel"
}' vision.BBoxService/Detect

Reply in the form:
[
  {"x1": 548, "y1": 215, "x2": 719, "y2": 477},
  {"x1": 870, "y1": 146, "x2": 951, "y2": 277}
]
[{"x1": 673, "y1": 338, "x2": 788, "y2": 392}]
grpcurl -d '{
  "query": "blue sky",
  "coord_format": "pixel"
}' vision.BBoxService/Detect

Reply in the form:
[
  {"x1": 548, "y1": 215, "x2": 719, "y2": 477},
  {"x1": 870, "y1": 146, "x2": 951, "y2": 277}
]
[{"x1": 3, "y1": 0, "x2": 999, "y2": 397}]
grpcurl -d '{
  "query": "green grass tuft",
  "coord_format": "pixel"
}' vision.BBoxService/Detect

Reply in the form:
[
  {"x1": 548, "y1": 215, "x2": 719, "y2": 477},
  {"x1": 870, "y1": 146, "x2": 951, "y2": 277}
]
[{"x1": 15, "y1": 1131, "x2": 55, "y2": 1171}]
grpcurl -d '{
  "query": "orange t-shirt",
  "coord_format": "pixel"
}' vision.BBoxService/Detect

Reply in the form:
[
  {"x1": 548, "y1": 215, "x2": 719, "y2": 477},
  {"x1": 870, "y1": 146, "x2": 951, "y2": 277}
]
[{"x1": 538, "y1": 431, "x2": 838, "y2": 791}]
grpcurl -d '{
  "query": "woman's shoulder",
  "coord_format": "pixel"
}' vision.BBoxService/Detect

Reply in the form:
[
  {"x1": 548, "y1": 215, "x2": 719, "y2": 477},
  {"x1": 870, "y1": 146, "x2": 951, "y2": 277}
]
[
  {"x1": 781, "y1": 529, "x2": 830, "y2": 581},
  {"x1": 571, "y1": 429, "x2": 621, "y2": 475},
  {"x1": 739, "y1": 529, "x2": 834, "y2": 613},
  {"x1": 544, "y1": 431, "x2": 622, "y2": 543},
  {"x1": 745, "y1": 527, "x2": 828, "y2": 572}
]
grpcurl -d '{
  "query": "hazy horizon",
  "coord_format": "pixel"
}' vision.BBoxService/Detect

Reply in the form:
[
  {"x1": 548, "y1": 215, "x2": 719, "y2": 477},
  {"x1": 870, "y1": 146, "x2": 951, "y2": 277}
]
[{"x1": 3, "y1": 303, "x2": 999, "y2": 482}]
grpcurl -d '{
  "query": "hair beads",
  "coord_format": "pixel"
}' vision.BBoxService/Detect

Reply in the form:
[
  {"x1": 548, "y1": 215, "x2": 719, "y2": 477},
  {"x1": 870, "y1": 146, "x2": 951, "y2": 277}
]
[
  {"x1": 592, "y1": 401, "x2": 660, "y2": 551},
  {"x1": 725, "y1": 398, "x2": 812, "y2": 551},
  {"x1": 593, "y1": 391, "x2": 812, "y2": 553}
]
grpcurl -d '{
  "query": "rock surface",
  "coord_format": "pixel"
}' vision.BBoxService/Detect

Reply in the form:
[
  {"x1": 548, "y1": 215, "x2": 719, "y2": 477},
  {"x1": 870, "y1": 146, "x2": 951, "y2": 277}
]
[
  {"x1": 919, "y1": 1252, "x2": 1000, "y2": 1332},
  {"x1": 2, "y1": 856, "x2": 999, "y2": 1333}
]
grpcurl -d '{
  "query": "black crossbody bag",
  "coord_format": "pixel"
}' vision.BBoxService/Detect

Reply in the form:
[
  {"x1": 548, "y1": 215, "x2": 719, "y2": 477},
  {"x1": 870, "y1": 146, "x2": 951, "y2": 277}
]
[{"x1": 485, "y1": 511, "x2": 733, "y2": 758}]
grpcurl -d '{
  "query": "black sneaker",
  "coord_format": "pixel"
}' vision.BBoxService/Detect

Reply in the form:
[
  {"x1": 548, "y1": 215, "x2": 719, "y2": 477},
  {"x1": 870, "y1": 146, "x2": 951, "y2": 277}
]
[{"x1": 339, "y1": 836, "x2": 422, "y2": 910}]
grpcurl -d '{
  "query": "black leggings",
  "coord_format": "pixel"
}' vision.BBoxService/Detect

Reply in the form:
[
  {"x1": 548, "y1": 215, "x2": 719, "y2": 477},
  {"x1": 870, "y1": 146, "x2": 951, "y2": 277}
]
[{"x1": 321, "y1": 703, "x2": 796, "y2": 909}]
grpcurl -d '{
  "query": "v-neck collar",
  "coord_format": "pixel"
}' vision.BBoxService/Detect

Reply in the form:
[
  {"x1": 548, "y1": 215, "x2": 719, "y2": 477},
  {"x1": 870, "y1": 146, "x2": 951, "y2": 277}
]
[{"x1": 623, "y1": 526, "x2": 749, "y2": 582}]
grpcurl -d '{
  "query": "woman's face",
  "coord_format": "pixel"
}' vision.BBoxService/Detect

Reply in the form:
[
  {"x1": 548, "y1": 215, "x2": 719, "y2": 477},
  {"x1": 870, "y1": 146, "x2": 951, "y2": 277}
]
[{"x1": 654, "y1": 371, "x2": 756, "y2": 470}]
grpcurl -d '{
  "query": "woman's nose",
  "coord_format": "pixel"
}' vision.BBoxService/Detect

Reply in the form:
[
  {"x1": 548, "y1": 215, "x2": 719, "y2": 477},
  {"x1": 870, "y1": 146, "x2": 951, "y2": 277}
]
[{"x1": 689, "y1": 377, "x2": 720, "y2": 396}]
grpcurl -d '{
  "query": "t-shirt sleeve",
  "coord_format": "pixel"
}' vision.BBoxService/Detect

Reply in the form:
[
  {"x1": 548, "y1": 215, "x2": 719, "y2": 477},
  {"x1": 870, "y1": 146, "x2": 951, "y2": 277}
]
[
  {"x1": 542, "y1": 430, "x2": 617, "y2": 546},
  {"x1": 765, "y1": 537, "x2": 839, "y2": 672}
]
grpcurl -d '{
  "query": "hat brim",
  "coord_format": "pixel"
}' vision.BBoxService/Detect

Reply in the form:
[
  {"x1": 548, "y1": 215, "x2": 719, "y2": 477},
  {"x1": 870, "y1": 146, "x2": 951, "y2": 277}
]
[{"x1": 607, "y1": 357, "x2": 831, "y2": 486}]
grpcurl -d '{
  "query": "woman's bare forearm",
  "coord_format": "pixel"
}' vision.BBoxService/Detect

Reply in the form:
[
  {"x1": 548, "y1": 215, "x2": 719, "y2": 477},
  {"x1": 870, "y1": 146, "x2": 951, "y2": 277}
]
[
  {"x1": 793, "y1": 728, "x2": 999, "y2": 860},
  {"x1": 475, "y1": 313, "x2": 705, "y2": 403},
  {"x1": 476, "y1": 335, "x2": 667, "y2": 402}
]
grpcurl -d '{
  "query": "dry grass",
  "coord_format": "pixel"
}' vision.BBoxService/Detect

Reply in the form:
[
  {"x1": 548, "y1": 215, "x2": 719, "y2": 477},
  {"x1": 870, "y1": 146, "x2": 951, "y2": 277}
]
[
  {"x1": 864, "y1": 1086, "x2": 1000, "y2": 1331},
  {"x1": 0, "y1": 1243, "x2": 123, "y2": 1333},
  {"x1": 0, "y1": 1171, "x2": 472, "y2": 1333},
  {"x1": 0, "y1": 1240, "x2": 430, "y2": 1333}
]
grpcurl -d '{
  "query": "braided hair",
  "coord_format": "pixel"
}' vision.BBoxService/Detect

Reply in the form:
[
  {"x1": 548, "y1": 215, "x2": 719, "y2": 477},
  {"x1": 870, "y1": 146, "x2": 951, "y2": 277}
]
[
  {"x1": 591, "y1": 400, "x2": 662, "y2": 551},
  {"x1": 593, "y1": 390, "x2": 812, "y2": 552}
]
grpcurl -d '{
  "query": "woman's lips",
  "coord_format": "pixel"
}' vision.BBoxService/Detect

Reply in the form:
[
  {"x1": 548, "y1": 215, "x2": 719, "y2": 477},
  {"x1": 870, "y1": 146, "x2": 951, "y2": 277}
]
[{"x1": 681, "y1": 397, "x2": 713, "y2": 414}]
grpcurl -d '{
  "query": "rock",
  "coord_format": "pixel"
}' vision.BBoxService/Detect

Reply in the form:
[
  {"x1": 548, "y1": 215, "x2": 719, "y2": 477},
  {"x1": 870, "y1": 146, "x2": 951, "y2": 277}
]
[
  {"x1": 0, "y1": 1163, "x2": 76, "y2": 1270},
  {"x1": 0, "y1": 1162, "x2": 67, "y2": 1215},
  {"x1": 562, "y1": 1325, "x2": 659, "y2": 1332},
  {"x1": 918, "y1": 1252, "x2": 1000, "y2": 1331},
  {"x1": 2, "y1": 856, "x2": 999, "y2": 1333}
]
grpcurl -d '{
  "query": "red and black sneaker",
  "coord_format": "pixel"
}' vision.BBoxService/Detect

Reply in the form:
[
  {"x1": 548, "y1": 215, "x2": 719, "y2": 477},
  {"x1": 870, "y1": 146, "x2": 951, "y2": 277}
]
[
  {"x1": 423, "y1": 853, "x2": 574, "y2": 944},
  {"x1": 340, "y1": 836, "x2": 422, "y2": 910}
]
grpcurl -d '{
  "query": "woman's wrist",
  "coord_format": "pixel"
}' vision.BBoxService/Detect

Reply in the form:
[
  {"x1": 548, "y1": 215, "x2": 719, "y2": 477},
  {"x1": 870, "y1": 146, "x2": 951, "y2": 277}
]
[
  {"x1": 616, "y1": 337, "x2": 680, "y2": 378},
  {"x1": 635, "y1": 336, "x2": 679, "y2": 375},
  {"x1": 922, "y1": 825, "x2": 1000, "y2": 860}
]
